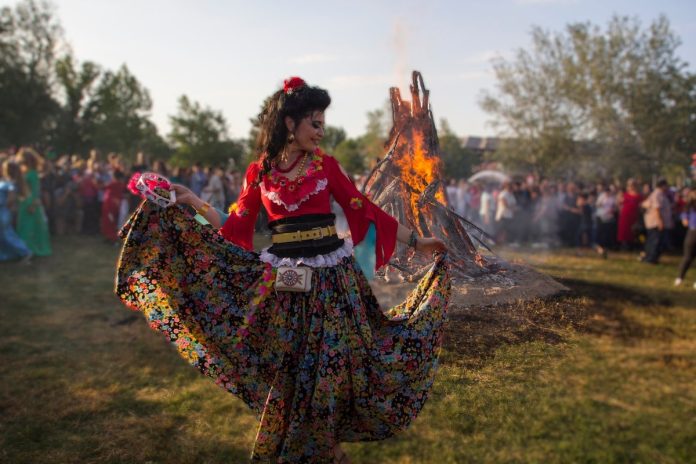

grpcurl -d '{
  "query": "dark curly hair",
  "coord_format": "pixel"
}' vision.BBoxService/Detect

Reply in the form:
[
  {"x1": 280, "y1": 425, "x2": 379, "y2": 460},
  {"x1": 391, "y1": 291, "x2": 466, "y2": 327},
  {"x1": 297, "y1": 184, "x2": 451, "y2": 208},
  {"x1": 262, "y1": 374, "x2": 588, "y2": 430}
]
[{"x1": 254, "y1": 81, "x2": 331, "y2": 176}]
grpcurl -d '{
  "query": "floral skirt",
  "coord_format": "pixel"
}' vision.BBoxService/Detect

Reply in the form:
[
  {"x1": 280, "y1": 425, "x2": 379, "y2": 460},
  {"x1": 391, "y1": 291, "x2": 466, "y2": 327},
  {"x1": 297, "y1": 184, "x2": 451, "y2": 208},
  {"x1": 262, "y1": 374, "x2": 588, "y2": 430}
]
[{"x1": 116, "y1": 203, "x2": 451, "y2": 463}]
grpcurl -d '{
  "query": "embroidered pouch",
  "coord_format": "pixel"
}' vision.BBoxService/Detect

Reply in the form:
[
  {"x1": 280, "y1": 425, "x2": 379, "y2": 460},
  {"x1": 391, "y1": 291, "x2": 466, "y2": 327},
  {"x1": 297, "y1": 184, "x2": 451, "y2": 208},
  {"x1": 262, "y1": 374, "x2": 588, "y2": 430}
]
[{"x1": 275, "y1": 266, "x2": 313, "y2": 292}]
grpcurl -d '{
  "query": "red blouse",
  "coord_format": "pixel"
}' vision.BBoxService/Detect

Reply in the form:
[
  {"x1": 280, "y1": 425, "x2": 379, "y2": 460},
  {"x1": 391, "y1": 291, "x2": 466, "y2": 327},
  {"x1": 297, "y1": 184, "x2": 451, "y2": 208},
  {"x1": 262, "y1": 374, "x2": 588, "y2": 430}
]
[{"x1": 220, "y1": 149, "x2": 398, "y2": 270}]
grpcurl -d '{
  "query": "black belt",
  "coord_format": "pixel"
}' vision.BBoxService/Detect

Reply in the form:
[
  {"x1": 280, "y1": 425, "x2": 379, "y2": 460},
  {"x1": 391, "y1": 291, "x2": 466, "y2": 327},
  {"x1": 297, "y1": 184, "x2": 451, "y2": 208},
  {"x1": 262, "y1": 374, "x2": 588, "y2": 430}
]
[{"x1": 267, "y1": 214, "x2": 344, "y2": 259}]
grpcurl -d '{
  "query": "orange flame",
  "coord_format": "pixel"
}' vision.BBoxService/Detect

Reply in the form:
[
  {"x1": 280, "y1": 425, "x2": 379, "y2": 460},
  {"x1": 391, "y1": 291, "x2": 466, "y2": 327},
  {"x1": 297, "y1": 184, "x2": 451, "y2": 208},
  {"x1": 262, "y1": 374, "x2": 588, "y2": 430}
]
[{"x1": 393, "y1": 127, "x2": 444, "y2": 225}]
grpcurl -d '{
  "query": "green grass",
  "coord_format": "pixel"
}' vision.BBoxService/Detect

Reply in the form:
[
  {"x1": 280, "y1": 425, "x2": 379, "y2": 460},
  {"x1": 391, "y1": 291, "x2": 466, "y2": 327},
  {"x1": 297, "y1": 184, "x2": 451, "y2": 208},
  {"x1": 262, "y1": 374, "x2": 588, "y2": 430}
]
[{"x1": 1, "y1": 238, "x2": 694, "y2": 463}]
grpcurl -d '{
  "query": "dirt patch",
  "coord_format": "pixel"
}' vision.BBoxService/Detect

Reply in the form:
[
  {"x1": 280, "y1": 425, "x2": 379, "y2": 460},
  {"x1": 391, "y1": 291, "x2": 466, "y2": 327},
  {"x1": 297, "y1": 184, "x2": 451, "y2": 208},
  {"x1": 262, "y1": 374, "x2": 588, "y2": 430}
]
[{"x1": 371, "y1": 264, "x2": 674, "y2": 368}]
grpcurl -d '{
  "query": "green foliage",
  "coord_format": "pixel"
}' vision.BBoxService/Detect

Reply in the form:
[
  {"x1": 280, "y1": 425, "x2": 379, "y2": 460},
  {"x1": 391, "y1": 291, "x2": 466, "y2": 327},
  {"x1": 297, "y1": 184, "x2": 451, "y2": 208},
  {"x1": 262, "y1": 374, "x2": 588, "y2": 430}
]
[
  {"x1": 359, "y1": 106, "x2": 389, "y2": 165},
  {"x1": 243, "y1": 94, "x2": 274, "y2": 166},
  {"x1": 319, "y1": 125, "x2": 346, "y2": 153},
  {"x1": 481, "y1": 15, "x2": 696, "y2": 179},
  {"x1": 323, "y1": 105, "x2": 391, "y2": 176},
  {"x1": 168, "y1": 95, "x2": 242, "y2": 167},
  {"x1": 82, "y1": 64, "x2": 160, "y2": 159},
  {"x1": 0, "y1": 0, "x2": 172, "y2": 160},
  {"x1": 137, "y1": 119, "x2": 172, "y2": 160},
  {"x1": 333, "y1": 138, "x2": 365, "y2": 175},
  {"x1": 0, "y1": 0, "x2": 61, "y2": 147},
  {"x1": 52, "y1": 55, "x2": 100, "y2": 154},
  {"x1": 438, "y1": 119, "x2": 479, "y2": 179}
]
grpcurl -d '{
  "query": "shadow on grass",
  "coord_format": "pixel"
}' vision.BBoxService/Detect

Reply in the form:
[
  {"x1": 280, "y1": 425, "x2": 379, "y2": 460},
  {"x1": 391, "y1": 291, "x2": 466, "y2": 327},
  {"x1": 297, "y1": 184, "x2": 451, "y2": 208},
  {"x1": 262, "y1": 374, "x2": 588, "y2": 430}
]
[
  {"x1": 2, "y1": 385, "x2": 251, "y2": 463},
  {"x1": 444, "y1": 278, "x2": 675, "y2": 369}
]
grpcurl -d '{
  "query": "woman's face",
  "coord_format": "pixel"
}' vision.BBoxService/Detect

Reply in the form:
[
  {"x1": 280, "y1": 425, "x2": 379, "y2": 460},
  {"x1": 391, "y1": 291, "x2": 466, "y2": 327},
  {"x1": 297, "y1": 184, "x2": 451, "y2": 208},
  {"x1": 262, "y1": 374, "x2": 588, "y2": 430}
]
[{"x1": 288, "y1": 111, "x2": 325, "y2": 153}]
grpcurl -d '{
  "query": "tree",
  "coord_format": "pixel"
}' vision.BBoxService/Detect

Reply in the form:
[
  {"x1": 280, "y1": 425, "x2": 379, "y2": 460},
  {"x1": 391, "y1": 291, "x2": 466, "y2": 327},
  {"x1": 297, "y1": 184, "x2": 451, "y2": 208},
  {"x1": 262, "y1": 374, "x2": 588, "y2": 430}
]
[
  {"x1": 333, "y1": 138, "x2": 365, "y2": 175},
  {"x1": 138, "y1": 119, "x2": 171, "y2": 160},
  {"x1": 319, "y1": 125, "x2": 346, "y2": 153},
  {"x1": 168, "y1": 95, "x2": 242, "y2": 167},
  {"x1": 358, "y1": 106, "x2": 389, "y2": 166},
  {"x1": 0, "y1": 0, "x2": 62, "y2": 147},
  {"x1": 82, "y1": 64, "x2": 158, "y2": 158},
  {"x1": 438, "y1": 119, "x2": 479, "y2": 180},
  {"x1": 53, "y1": 54, "x2": 100, "y2": 154},
  {"x1": 481, "y1": 15, "x2": 696, "y2": 179}
]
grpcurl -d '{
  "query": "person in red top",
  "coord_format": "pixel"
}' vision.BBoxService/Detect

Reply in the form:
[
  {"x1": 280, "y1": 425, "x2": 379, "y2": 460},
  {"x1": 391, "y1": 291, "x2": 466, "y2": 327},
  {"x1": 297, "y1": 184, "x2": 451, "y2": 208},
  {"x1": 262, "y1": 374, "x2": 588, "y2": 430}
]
[
  {"x1": 617, "y1": 178, "x2": 643, "y2": 249},
  {"x1": 117, "y1": 77, "x2": 450, "y2": 463},
  {"x1": 100, "y1": 170, "x2": 127, "y2": 242},
  {"x1": 78, "y1": 161, "x2": 100, "y2": 235}
]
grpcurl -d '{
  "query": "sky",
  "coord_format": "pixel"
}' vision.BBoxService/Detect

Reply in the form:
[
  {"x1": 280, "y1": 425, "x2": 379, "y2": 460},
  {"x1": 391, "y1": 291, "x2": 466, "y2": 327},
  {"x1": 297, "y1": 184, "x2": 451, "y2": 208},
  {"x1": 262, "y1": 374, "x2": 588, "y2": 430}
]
[{"x1": 6, "y1": 0, "x2": 696, "y2": 139}]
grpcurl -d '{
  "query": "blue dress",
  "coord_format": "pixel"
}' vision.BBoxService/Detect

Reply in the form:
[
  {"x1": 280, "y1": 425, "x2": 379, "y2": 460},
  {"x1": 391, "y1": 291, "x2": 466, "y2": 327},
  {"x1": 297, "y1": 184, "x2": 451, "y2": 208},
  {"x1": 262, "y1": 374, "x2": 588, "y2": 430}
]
[{"x1": 0, "y1": 180, "x2": 32, "y2": 261}]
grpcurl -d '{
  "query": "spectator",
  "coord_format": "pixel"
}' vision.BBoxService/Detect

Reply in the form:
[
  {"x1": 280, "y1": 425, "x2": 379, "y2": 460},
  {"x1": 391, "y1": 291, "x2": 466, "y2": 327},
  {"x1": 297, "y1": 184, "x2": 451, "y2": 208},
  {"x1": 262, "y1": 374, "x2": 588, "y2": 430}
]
[
  {"x1": 467, "y1": 182, "x2": 481, "y2": 223},
  {"x1": 446, "y1": 179, "x2": 459, "y2": 212},
  {"x1": 595, "y1": 184, "x2": 618, "y2": 258},
  {"x1": 559, "y1": 182, "x2": 581, "y2": 247},
  {"x1": 100, "y1": 170, "x2": 127, "y2": 243},
  {"x1": 533, "y1": 184, "x2": 560, "y2": 247},
  {"x1": 479, "y1": 184, "x2": 495, "y2": 236},
  {"x1": 577, "y1": 193, "x2": 593, "y2": 248},
  {"x1": 0, "y1": 160, "x2": 32, "y2": 262},
  {"x1": 79, "y1": 159, "x2": 100, "y2": 235},
  {"x1": 455, "y1": 179, "x2": 469, "y2": 218},
  {"x1": 17, "y1": 148, "x2": 52, "y2": 256},
  {"x1": 617, "y1": 179, "x2": 643, "y2": 250},
  {"x1": 190, "y1": 162, "x2": 207, "y2": 197},
  {"x1": 495, "y1": 181, "x2": 517, "y2": 244},
  {"x1": 641, "y1": 179, "x2": 673, "y2": 264},
  {"x1": 201, "y1": 165, "x2": 226, "y2": 211},
  {"x1": 52, "y1": 156, "x2": 79, "y2": 235},
  {"x1": 674, "y1": 188, "x2": 696, "y2": 288}
]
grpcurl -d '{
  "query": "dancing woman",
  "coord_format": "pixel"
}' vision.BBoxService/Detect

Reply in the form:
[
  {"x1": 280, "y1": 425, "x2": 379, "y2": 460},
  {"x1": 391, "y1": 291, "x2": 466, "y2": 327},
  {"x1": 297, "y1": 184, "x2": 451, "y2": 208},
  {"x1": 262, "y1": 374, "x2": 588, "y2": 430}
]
[{"x1": 116, "y1": 77, "x2": 451, "y2": 463}]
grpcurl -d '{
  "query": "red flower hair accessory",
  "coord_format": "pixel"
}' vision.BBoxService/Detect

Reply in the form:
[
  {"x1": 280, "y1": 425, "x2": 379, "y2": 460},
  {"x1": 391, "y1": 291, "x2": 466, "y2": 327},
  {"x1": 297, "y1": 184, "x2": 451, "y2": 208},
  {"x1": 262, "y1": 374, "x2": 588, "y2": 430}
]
[{"x1": 283, "y1": 76, "x2": 306, "y2": 95}]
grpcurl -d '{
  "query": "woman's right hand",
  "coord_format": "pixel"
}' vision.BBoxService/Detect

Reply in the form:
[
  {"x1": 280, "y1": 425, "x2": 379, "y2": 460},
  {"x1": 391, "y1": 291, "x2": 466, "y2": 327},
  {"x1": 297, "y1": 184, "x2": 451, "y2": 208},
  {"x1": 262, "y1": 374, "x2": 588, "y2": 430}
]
[{"x1": 416, "y1": 237, "x2": 447, "y2": 255}]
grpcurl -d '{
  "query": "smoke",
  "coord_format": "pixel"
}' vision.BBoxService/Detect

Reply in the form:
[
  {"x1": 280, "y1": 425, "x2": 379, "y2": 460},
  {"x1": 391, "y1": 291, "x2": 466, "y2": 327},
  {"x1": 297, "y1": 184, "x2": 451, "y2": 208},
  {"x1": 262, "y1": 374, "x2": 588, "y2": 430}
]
[{"x1": 391, "y1": 18, "x2": 409, "y2": 94}]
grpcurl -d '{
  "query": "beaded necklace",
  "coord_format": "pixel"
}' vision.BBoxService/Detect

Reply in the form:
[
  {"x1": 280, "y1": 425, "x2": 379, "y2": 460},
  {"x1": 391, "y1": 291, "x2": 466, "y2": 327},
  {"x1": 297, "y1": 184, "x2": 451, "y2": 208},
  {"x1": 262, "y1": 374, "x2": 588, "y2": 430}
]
[{"x1": 288, "y1": 152, "x2": 309, "y2": 181}]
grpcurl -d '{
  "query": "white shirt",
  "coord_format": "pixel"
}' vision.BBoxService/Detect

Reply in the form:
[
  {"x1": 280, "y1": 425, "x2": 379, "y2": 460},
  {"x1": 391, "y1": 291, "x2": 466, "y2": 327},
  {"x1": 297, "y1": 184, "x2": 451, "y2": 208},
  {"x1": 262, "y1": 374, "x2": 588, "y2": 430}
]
[{"x1": 495, "y1": 190, "x2": 516, "y2": 221}]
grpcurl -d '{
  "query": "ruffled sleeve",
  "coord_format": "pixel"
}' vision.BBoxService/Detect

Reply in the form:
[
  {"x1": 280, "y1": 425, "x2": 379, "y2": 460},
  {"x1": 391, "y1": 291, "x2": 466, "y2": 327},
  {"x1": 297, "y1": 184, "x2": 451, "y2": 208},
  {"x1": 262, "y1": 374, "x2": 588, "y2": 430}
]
[
  {"x1": 220, "y1": 162, "x2": 262, "y2": 250},
  {"x1": 324, "y1": 154, "x2": 398, "y2": 270}
]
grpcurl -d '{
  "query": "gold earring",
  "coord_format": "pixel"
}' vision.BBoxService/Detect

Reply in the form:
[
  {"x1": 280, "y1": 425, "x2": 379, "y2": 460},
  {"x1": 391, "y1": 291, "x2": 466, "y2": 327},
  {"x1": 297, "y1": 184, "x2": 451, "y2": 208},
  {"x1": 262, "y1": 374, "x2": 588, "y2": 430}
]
[{"x1": 287, "y1": 133, "x2": 295, "y2": 144}]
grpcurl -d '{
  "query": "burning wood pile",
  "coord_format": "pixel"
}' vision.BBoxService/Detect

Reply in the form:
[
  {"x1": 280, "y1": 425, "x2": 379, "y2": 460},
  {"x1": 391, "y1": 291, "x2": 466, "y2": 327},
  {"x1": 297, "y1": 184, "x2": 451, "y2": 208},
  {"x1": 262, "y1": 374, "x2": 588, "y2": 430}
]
[{"x1": 363, "y1": 71, "x2": 501, "y2": 284}]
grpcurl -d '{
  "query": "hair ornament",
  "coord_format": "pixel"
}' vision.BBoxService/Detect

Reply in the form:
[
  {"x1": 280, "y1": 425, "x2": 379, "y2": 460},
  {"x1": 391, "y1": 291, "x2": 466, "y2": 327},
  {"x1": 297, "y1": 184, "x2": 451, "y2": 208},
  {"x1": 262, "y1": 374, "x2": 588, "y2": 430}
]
[{"x1": 283, "y1": 76, "x2": 306, "y2": 95}]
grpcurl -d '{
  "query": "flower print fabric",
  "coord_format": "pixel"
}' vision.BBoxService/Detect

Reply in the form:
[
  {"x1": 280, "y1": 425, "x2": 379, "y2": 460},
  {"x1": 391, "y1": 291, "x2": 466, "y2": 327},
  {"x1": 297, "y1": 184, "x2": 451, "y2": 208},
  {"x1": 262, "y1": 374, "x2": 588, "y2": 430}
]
[{"x1": 117, "y1": 202, "x2": 450, "y2": 463}]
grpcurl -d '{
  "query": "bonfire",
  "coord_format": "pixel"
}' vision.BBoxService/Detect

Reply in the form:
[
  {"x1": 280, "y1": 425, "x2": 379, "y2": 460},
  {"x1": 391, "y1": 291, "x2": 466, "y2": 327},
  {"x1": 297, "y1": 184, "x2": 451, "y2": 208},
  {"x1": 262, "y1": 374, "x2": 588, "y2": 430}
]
[{"x1": 363, "y1": 71, "x2": 502, "y2": 284}]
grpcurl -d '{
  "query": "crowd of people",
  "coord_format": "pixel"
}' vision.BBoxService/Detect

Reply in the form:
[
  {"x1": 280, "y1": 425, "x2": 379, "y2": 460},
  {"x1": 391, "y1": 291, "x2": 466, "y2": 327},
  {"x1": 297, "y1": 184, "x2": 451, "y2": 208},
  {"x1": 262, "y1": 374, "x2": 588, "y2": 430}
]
[
  {"x1": 1, "y1": 146, "x2": 695, "y2": 288},
  {"x1": 447, "y1": 176, "x2": 696, "y2": 285},
  {"x1": 0, "y1": 148, "x2": 245, "y2": 259}
]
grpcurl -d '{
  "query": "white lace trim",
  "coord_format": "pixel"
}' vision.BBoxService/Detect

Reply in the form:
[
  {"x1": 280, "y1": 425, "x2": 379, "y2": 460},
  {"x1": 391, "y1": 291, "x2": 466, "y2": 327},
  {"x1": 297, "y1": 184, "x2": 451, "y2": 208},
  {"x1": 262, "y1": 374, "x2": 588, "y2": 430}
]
[
  {"x1": 261, "y1": 178, "x2": 328, "y2": 212},
  {"x1": 259, "y1": 238, "x2": 354, "y2": 268}
]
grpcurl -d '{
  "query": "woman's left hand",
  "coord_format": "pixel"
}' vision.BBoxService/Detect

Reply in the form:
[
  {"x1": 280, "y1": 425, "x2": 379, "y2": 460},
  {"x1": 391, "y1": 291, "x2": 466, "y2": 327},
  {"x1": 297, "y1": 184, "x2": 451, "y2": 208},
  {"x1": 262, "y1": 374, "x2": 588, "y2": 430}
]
[
  {"x1": 416, "y1": 237, "x2": 447, "y2": 255},
  {"x1": 171, "y1": 184, "x2": 200, "y2": 207}
]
